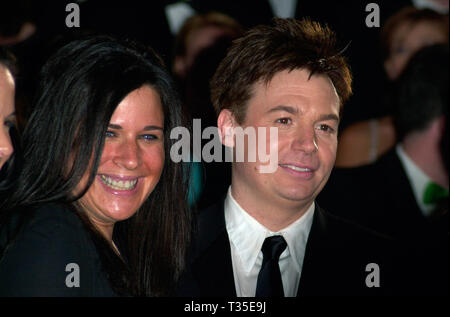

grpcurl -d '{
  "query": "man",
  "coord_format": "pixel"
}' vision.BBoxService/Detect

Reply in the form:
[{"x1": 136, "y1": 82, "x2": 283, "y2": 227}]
[
  {"x1": 178, "y1": 18, "x2": 411, "y2": 297},
  {"x1": 318, "y1": 44, "x2": 449, "y2": 294}
]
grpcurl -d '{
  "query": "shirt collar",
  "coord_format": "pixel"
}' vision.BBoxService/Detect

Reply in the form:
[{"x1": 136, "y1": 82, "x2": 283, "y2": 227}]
[
  {"x1": 396, "y1": 144, "x2": 434, "y2": 216},
  {"x1": 224, "y1": 186, "x2": 315, "y2": 273}
]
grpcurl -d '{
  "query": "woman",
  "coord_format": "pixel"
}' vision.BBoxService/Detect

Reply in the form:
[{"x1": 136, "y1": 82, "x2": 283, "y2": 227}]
[
  {"x1": 0, "y1": 36, "x2": 192, "y2": 296},
  {"x1": 0, "y1": 47, "x2": 17, "y2": 179},
  {"x1": 335, "y1": 7, "x2": 449, "y2": 167}
]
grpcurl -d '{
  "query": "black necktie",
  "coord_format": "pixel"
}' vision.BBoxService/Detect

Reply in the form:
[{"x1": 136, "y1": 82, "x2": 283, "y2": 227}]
[{"x1": 255, "y1": 235, "x2": 287, "y2": 297}]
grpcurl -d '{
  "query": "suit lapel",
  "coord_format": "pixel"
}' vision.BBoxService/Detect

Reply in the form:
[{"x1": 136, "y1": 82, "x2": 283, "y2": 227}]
[
  {"x1": 191, "y1": 199, "x2": 237, "y2": 296},
  {"x1": 381, "y1": 151, "x2": 426, "y2": 233},
  {"x1": 296, "y1": 205, "x2": 328, "y2": 296}
]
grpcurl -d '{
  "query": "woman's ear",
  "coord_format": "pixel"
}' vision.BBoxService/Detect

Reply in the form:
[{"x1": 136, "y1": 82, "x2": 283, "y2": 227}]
[{"x1": 217, "y1": 109, "x2": 236, "y2": 148}]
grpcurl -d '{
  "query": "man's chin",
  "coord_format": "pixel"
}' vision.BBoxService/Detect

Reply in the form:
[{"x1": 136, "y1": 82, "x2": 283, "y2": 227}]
[{"x1": 275, "y1": 188, "x2": 317, "y2": 205}]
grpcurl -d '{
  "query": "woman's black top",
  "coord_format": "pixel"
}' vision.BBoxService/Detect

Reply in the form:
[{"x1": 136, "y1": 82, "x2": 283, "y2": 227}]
[{"x1": 0, "y1": 203, "x2": 117, "y2": 296}]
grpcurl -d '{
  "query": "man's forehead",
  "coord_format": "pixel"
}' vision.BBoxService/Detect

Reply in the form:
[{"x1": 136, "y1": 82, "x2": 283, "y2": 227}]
[{"x1": 256, "y1": 69, "x2": 339, "y2": 101}]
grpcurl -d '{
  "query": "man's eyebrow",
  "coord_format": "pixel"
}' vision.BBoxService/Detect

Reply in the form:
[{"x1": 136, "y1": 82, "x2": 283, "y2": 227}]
[
  {"x1": 318, "y1": 114, "x2": 340, "y2": 122},
  {"x1": 266, "y1": 106, "x2": 339, "y2": 122},
  {"x1": 266, "y1": 105, "x2": 298, "y2": 115},
  {"x1": 108, "y1": 124, "x2": 163, "y2": 131}
]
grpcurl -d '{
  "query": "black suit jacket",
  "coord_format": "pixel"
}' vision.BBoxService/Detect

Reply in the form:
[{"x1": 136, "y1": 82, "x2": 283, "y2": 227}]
[
  {"x1": 178, "y1": 198, "x2": 415, "y2": 296},
  {"x1": 318, "y1": 148, "x2": 450, "y2": 243},
  {"x1": 318, "y1": 148, "x2": 426, "y2": 238},
  {"x1": 318, "y1": 148, "x2": 448, "y2": 294}
]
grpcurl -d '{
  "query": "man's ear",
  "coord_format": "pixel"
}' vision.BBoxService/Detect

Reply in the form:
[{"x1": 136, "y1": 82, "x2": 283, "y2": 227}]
[{"x1": 217, "y1": 109, "x2": 236, "y2": 148}]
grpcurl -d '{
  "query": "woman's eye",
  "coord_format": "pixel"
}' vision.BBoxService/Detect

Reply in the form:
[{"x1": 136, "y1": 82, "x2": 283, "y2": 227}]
[
  {"x1": 105, "y1": 131, "x2": 116, "y2": 138},
  {"x1": 140, "y1": 134, "x2": 158, "y2": 141},
  {"x1": 276, "y1": 118, "x2": 291, "y2": 125}
]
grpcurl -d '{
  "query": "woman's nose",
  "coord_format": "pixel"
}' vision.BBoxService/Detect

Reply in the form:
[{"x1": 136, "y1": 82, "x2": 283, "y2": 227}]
[{"x1": 112, "y1": 139, "x2": 141, "y2": 170}]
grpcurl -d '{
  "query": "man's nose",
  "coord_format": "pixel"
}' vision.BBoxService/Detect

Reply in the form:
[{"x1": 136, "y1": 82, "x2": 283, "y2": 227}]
[{"x1": 291, "y1": 125, "x2": 318, "y2": 154}]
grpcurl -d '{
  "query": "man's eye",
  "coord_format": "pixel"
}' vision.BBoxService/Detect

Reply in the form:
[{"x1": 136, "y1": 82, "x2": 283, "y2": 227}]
[
  {"x1": 105, "y1": 131, "x2": 116, "y2": 137},
  {"x1": 276, "y1": 118, "x2": 291, "y2": 125},
  {"x1": 318, "y1": 124, "x2": 335, "y2": 133}
]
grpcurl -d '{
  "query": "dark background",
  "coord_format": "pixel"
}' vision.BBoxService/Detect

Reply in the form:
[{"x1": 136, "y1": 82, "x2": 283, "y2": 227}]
[{"x1": 1, "y1": 0, "x2": 416, "y2": 129}]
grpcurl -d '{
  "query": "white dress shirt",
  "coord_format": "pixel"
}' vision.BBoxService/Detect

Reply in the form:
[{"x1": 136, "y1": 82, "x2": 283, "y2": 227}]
[
  {"x1": 224, "y1": 187, "x2": 314, "y2": 297},
  {"x1": 396, "y1": 144, "x2": 435, "y2": 216}
]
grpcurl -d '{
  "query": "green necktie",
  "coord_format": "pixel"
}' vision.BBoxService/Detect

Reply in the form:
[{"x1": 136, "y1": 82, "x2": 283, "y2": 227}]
[{"x1": 423, "y1": 182, "x2": 449, "y2": 205}]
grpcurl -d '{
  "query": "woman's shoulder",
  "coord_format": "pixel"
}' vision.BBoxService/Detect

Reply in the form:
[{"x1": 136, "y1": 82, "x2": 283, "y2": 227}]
[
  {"x1": 1, "y1": 202, "x2": 86, "y2": 244},
  {"x1": 0, "y1": 203, "x2": 100, "y2": 296},
  {"x1": 2, "y1": 202, "x2": 95, "y2": 257},
  {"x1": 27, "y1": 202, "x2": 85, "y2": 233}
]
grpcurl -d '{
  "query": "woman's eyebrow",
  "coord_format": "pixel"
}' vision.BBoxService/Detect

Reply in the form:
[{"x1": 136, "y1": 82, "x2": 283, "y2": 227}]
[
  {"x1": 143, "y1": 125, "x2": 163, "y2": 131},
  {"x1": 108, "y1": 124, "x2": 122, "y2": 130},
  {"x1": 108, "y1": 124, "x2": 163, "y2": 131}
]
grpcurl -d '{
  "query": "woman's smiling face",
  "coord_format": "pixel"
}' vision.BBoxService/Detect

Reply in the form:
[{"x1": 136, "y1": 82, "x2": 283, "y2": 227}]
[{"x1": 77, "y1": 85, "x2": 165, "y2": 238}]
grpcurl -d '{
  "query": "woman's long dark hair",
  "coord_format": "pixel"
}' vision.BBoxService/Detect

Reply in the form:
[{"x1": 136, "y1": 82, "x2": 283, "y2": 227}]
[{"x1": 1, "y1": 35, "x2": 192, "y2": 296}]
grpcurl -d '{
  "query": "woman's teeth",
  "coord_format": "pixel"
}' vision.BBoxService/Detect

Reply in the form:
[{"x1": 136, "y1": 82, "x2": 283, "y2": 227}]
[{"x1": 100, "y1": 175, "x2": 138, "y2": 190}]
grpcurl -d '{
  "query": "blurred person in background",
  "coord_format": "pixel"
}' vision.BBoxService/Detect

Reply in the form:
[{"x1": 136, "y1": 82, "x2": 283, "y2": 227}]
[
  {"x1": 319, "y1": 44, "x2": 449, "y2": 294},
  {"x1": 0, "y1": 47, "x2": 19, "y2": 188},
  {"x1": 0, "y1": 0, "x2": 42, "y2": 131},
  {"x1": 335, "y1": 7, "x2": 448, "y2": 167},
  {"x1": 172, "y1": 12, "x2": 244, "y2": 209}
]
